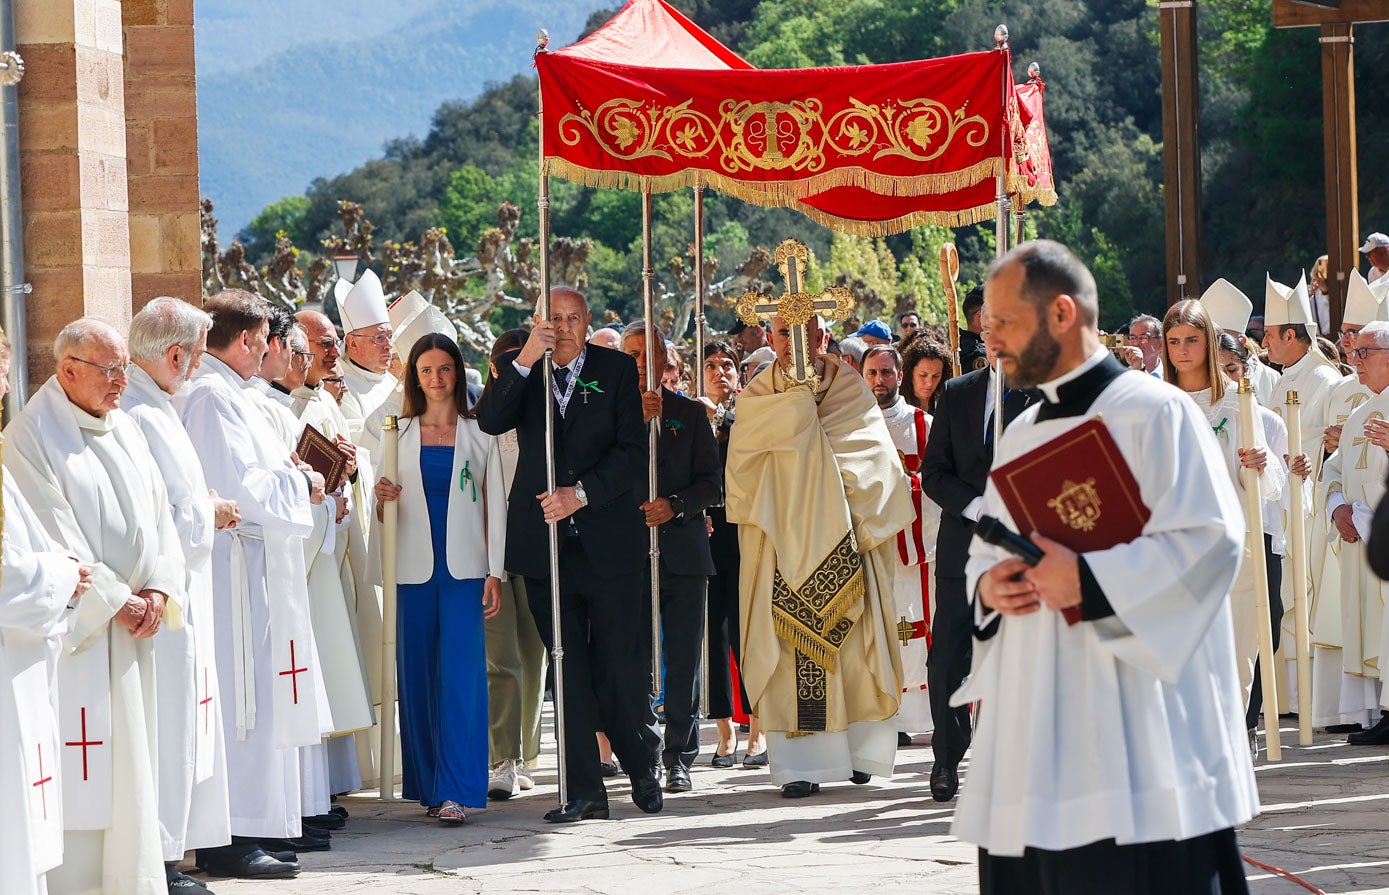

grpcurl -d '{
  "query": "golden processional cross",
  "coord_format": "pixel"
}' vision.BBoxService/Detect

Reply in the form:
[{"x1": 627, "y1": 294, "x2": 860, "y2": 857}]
[{"x1": 736, "y1": 238, "x2": 854, "y2": 388}]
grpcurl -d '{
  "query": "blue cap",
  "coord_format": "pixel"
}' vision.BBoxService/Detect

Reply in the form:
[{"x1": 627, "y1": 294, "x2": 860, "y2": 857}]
[{"x1": 855, "y1": 320, "x2": 893, "y2": 341}]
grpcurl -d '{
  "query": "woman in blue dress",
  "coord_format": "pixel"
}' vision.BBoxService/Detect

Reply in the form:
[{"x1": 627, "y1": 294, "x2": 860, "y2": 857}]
[{"x1": 375, "y1": 332, "x2": 505, "y2": 824}]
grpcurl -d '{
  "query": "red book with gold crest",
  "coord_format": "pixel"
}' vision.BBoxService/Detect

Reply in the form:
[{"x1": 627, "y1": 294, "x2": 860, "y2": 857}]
[{"x1": 987, "y1": 417, "x2": 1151, "y2": 625}]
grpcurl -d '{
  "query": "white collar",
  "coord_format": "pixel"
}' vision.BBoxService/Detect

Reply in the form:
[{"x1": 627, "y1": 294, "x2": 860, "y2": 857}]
[
  {"x1": 126, "y1": 365, "x2": 173, "y2": 407},
  {"x1": 200, "y1": 352, "x2": 248, "y2": 387},
  {"x1": 1037, "y1": 346, "x2": 1109, "y2": 404}
]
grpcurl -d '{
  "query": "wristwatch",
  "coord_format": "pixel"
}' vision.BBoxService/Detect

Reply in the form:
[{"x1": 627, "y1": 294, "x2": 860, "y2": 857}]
[
  {"x1": 574, "y1": 481, "x2": 589, "y2": 507},
  {"x1": 668, "y1": 495, "x2": 686, "y2": 519}
]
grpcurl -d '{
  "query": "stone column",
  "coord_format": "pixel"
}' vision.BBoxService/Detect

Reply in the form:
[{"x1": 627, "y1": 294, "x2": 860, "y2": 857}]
[
  {"x1": 15, "y1": 0, "x2": 132, "y2": 384},
  {"x1": 123, "y1": 0, "x2": 200, "y2": 311}
]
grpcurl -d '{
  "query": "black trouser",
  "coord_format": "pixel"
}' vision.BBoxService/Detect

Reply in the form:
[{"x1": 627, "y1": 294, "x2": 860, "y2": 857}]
[
  {"x1": 643, "y1": 564, "x2": 706, "y2": 771},
  {"x1": 1246, "y1": 533, "x2": 1285, "y2": 730},
  {"x1": 706, "y1": 508, "x2": 750, "y2": 719},
  {"x1": 526, "y1": 539, "x2": 661, "y2": 802},
  {"x1": 929, "y1": 574, "x2": 973, "y2": 769}
]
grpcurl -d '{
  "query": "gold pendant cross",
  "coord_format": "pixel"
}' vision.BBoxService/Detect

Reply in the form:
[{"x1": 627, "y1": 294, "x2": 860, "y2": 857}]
[
  {"x1": 736, "y1": 238, "x2": 854, "y2": 388},
  {"x1": 897, "y1": 616, "x2": 915, "y2": 647}
]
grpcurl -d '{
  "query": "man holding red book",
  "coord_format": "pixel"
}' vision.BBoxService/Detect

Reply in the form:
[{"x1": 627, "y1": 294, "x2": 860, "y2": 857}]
[{"x1": 953, "y1": 241, "x2": 1258, "y2": 894}]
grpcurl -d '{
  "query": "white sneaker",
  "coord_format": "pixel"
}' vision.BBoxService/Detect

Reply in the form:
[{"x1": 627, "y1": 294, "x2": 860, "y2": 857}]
[
  {"x1": 488, "y1": 760, "x2": 518, "y2": 800},
  {"x1": 516, "y1": 760, "x2": 535, "y2": 791}
]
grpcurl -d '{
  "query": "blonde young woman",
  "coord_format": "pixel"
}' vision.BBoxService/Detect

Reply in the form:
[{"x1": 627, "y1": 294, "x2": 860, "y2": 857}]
[
  {"x1": 1162, "y1": 300, "x2": 1288, "y2": 752},
  {"x1": 375, "y1": 333, "x2": 505, "y2": 824}
]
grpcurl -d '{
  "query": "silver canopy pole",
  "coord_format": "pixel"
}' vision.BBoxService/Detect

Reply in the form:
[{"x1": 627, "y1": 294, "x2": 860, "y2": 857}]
[{"x1": 642, "y1": 190, "x2": 663, "y2": 699}]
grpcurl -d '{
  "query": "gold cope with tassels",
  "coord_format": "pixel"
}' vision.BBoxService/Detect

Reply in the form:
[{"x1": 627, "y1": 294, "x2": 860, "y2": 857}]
[{"x1": 725, "y1": 263, "x2": 914, "y2": 737}]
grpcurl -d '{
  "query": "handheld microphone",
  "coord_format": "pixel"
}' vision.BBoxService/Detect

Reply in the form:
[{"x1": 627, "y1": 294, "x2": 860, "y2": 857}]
[{"x1": 976, "y1": 515, "x2": 1044, "y2": 566}]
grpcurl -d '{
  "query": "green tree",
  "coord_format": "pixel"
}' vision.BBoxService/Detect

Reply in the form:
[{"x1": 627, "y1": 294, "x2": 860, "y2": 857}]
[{"x1": 238, "y1": 194, "x2": 310, "y2": 266}]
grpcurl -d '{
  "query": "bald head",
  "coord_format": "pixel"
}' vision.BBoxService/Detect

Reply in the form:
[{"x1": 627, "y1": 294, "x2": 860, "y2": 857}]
[
  {"x1": 296, "y1": 309, "x2": 342, "y2": 385},
  {"x1": 54, "y1": 317, "x2": 129, "y2": 416}
]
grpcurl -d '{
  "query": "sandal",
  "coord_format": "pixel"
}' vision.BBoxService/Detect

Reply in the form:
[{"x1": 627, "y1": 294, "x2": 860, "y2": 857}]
[
  {"x1": 426, "y1": 805, "x2": 441, "y2": 817},
  {"x1": 437, "y1": 800, "x2": 465, "y2": 825}
]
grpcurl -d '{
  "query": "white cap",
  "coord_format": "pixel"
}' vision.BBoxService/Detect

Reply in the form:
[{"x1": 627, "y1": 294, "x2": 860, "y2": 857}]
[
  {"x1": 332, "y1": 277, "x2": 352, "y2": 311},
  {"x1": 1199, "y1": 278, "x2": 1251, "y2": 334},
  {"x1": 1264, "y1": 271, "x2": 1314, "y2": 329},
  {"x1": 339, "y1": 270, "x2": 390, "y2": 334},
  {"x1": 1344, "y1": 269, "x2": 1389, "y2": 326},
  {"x1": 743, "y1": 346, "x2": 775, "y2": 368},
  {"x1": 388, "y1": 290, "x2": 457, "y2": 360},
  {"x1": 1359, "y1": 232, "x2": 1389, "y2": 254}
]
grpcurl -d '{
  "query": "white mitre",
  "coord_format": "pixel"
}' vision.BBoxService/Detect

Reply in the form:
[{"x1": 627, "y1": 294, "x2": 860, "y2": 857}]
[
  {"x1": 1264, "y1": 272, "x2": 1314, "y2": 329},
  {"x1": 1344, "y1": 269, "x2": 1389, "y2": 326},
  {"x1": 340, "y1": 269, "x2": 390, "y2": 334},
  {"x1": 1200, "y1": 278, "x2": 1251, "y2": 334},
  {"x1": 389, "y1": 290, "x2": 458, "y2": 359},
  {"x1": 333, "y1": 276, "x2": 352, "y2": 311}
]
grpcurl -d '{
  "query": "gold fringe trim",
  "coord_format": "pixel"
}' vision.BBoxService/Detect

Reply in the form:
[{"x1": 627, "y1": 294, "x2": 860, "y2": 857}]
[
  {"x1": 542, "y1": 156, "x2": 1003, "y2": 204},
  {"x1": 792, "y1": 202, "x2": 995, "y2": 236},
  {"x1": 770, "y1": 566, "x2": 865, "y2": 673}
]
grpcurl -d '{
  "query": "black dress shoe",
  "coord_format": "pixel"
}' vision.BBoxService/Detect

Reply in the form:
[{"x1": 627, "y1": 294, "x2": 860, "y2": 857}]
[
  {"x1": 200, "y1": 848, "x2": 300, "y2": 879},
  {"x1": 632, "y1": 773, "x2": 665, "y2": 813},
  {"x1": 1348, "y1": 713, "x2": 1389, "y2": 745},
  {"x1": 543, "y1": 798, "x2": 610, "y2": 823},
  {"x1": 850, "y1": 770, "x2": 871, "y2": 785},
  {"x1": 166, "y1": 862, "x2": 209, "y2": 892},
  {"x1": 898, "y1": 731, "x2": 911, "y2": 747},
  {"x1": 254, "y1": 834, "x2": 330, "y2": 853},
  {"x1": 328, "y1": 805, "x2": 349, "y2": 819},
  {"x1": 665, "y1": 766, "x2": 693, "y2": 793},
  {"x1": 1326, "y1": 723, "x2": 1364, "y2": 734},
  {"x1": 599, "y1": 761, "x2": 621, "y2": 778},
  {"x1": 780, "y1": 780, "x2": 819, "y2": 798},
  {"x1": 303, "y1": 812, "x2": 345, "y2": 830},
  {"x1": 930, "y1": 763, "x2": 959, "y2": 802}
]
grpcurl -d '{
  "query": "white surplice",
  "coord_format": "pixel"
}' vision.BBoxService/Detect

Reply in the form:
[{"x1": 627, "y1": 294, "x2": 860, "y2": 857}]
[
  {"x1": 878, "y1": 395, "x2": 940, "y2": 732},
  {"x1": 122, "y1": 367, "x2": 233, "y2": 859},
  {"x1": 176, "y1": 354, "x2": 319, "y2": 838},
  {"x1": 0, "y1": 476, "x2": 80, "y2": 895},
  {"x1": 6, "y1": 377, "x2": 187, "y2": 895},
  {"x1": 340, "y1": 360, "x2": 398, "y2": 460},
  {"x1": 1322, "y1": 387, "x2": 1389, "y2": 724},
  {"x1": 953, "y1": 353, "x2": 1258, "y2": 858}
]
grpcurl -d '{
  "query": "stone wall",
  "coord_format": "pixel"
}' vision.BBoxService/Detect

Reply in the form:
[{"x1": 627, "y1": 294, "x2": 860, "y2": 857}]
[{"x1": 13, "y1": 0, "x2": 199, "y2": 387}]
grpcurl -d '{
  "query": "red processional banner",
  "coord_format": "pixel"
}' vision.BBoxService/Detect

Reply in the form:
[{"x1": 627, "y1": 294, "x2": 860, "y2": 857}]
[{"x1": 535, "y1": 0, "x2": 1056, "y2": 235}]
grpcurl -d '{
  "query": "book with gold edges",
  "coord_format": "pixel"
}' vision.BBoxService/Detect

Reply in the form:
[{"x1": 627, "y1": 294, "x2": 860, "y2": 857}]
[
  {"x1": 987, "y1": 417, "x2": 1151, "y2": 625},
  {"x1": 296, "y1": 423, "x2": 346, "y2": 493}
]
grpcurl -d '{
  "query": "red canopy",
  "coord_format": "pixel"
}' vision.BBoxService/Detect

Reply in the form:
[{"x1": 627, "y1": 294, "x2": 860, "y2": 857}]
[{"x1": 538, "y1": 0, "x2": 1055, "y2": 235}]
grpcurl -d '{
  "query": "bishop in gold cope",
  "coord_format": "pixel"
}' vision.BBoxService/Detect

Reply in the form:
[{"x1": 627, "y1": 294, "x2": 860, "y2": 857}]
[{"x1": 725, "y1": 238, "x2": 913, "y2": 798}]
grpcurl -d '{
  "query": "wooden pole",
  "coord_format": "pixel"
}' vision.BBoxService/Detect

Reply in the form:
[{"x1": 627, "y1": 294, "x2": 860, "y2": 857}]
[
  {"x1": 378, "y1": 416, "x2": 400, "y2": 798},
  {"x1": 1320, "y1": 22, "x2": 1357, "y2": 336},
  {"x1": 1286, "y1": 392, "x2": 1314, "y2": 745},
  {"x1": 1240, "y1": 379, "x2": 1280, "y2": 761},
  {"x1": 1158, "y1": 0, "x2": 1204, "y2": 306}
]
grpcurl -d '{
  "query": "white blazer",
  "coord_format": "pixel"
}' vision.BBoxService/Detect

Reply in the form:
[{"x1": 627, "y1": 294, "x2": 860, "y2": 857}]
[{"x1": 395, "y1": 416, "x2": 507, "y2": 584}]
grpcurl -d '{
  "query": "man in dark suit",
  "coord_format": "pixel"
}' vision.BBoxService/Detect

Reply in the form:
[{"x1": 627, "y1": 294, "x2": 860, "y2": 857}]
[
  {"x1": 621, "y1": 323, "x2": 722, "y2": 793},
  {"x1": 919, "y1": 355, "x2": 1032, "y2": 801},
  {"x1": 475, "y1": 286, "x2": 662, "y2": 823},
  {"x1": 958, "y1": 287, "x2": 989, "y2": 372}
]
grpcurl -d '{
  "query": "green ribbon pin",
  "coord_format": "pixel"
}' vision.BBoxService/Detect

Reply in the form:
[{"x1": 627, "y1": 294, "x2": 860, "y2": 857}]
[
  {"x1": 575, "y1": 376, "x2": 603, "y2": 394},
  {"x1": 459, "y1": 461, "x2": 477, "y2": 501},
  {"x1": 1212, "y1": 417, "x2": 1228, "y2": 438}
]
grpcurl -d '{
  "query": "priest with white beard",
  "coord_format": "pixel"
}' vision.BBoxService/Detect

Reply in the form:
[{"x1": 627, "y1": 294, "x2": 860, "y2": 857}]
[
  {"x1": 6, "y1": 318, "x2": 188, "y2": 895},
  {"x1": 123, "y1": 298, "x2": 238, "y2": 890},
  {"x1": 956, "y1": 242, "x2": 1256, "y2": 894},
  {"x1": 337, "y1": 271, "x2": 398, "y2": 459},
  {"x1": 176, "y1": 291, "x2": 324, "y2": 880},
  {"x1": 0, "y1": 328, "x2": 91, "y2": 895},
  {"x1": 863, "y1": 344, "x2": 940, "y2": 737}
]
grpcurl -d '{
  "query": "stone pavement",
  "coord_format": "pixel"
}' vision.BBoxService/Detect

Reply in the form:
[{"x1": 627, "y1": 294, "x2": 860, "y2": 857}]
[{"x1": 201, "y1": 721, "x2": 1389, "y2": 895}]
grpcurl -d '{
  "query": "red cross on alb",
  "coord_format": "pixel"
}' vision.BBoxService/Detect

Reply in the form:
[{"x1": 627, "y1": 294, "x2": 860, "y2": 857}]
[
  {"x1": 64, "y1": 706, "x2": 103, "y2": 781},
  {"x1": 279, "y1": 639, "x2": 307, "y2": 704},
  {"x1": 199, "y1": 667, "x2": 214, "y2": 733},
  {"x1": 31, "y1": 743, "x2": 53, "y2": 819}
]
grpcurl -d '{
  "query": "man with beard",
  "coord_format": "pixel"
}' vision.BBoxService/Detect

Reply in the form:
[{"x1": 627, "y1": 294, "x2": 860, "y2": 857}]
[
  {"x1": 952, "y1": 241, "x2": 1256, "y2": 894},
  {"x1": 863, "y1": 345, "x2": 939, "y2": 743}
]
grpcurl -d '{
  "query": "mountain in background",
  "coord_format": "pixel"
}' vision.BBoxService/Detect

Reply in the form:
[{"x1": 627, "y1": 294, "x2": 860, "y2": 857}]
[{"x1": 194, "y1": 0, "x2": 597, "y2": 234}]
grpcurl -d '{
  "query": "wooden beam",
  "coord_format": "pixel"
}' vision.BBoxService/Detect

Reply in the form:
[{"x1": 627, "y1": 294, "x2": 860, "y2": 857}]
[
  {"x1": 1274, "y1": 0, "x2": 1389, "y2": 28},
  {"x1": 1159, "y1": 0, "x2": 1203, "y2": 305},
  {"x1": 1321, "y1": 21, "x2": 1358, "y2": 334}
]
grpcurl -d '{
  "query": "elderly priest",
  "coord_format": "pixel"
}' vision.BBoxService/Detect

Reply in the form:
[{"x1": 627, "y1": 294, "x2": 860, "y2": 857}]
[
  {"x1": 956, "y1": 241, "x2": 1257, "y2": 894},
  {"x1": 6, "y1": 318, "x2": 188, "y2": 895},
  {"x1": 726, "y1": 294, "x2": 913, "y2": 797},
  {"x1": 0, "y1": 324, "x2": 91, "y2": 895}
]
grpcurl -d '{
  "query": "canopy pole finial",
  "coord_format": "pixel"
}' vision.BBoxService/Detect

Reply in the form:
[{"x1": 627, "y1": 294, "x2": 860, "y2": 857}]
[
  {"x1": 535, "y1": 29, "x2": 550, "y2": 55},
  {"x1": 994, "y1": 23, "x2": 1009, "y2": 48},
  {"x1": 1028, "y1": 61, "x2": 1041, "y2": 83}
]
